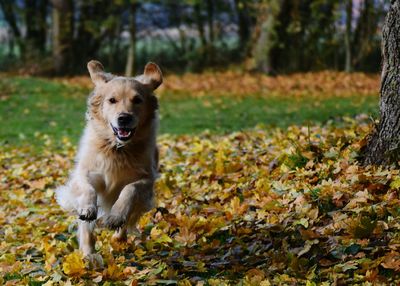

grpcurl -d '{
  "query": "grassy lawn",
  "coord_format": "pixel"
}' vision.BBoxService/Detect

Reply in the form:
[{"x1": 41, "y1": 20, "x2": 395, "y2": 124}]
[
  {"x1": 0, "y1": 76, "x2": 379, "y2": 147},
  {"x1": 162, "y1": 94, "x2": 378, "y2": 134}
]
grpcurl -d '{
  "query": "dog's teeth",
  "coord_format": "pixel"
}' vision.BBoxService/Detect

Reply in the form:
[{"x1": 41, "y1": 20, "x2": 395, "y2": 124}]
[{"x1": 117, "y1": 130, "x2": 131, "y2": 138}]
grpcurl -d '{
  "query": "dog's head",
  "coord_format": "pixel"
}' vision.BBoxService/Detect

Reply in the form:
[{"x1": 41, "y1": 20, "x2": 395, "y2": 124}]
[{"x1": 87, "y1": 60, "x2": 162, "y2": 145}]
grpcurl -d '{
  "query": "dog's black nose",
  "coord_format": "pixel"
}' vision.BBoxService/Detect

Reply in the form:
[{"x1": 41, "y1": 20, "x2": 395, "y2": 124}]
[{"x1": 118, "y1": 113, "x2": 133, "y2": 126}]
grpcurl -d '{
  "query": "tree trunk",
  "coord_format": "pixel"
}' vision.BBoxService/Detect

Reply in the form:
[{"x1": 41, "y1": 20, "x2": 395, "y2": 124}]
[
  {"x1": 362, "y1": 0, "x2": 400, "y2": 165},
  {"x1": 352, "y1": 0, "x2": 378, "y2": 69},
  {"x1": 206, "y1": 0, "x2": 215, "y2": 64},
  {"x1": 344, "y1": 0, "x2": 353, "y2": 72},
  {"x1": 253, "y1": 0, "x2": 282, "y2": 74},
  {"x1": 0, "y1": 1, "x2": 23, "y2": 54},
  {"x1": 25, "y1": 0, "x2": 48, "y2": 56},
  {"x1": 254, "y1": 17, "x2": 275, "y2": 74},
  {"x1": 125, "y1": 1, "x2": 137, "y2": 77},
  {"x1": 194, "y1": 2, "x2": 207, "y2": 52},
  {"x1": 234, "y1": 0, "x2": 251, "y2": 53},
  {"x1": 51, "y1": 0, "x2": 73, "y2": 74},
  {"x1": 108, "y1": 19, "x2": 121, "y2": 71}
]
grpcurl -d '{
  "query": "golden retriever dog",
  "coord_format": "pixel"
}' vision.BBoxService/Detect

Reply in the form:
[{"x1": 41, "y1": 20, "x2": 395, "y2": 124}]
[{"x1": 56, "y1": 60, "x2": 162, "y2": 258}]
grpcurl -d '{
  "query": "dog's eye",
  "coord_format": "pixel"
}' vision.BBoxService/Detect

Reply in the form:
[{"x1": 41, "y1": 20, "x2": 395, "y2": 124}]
[
  {"x1": 133, "y1": 97, "x2": 143, "y2": 104},
  {"x1": 109, "y1": 97, "x2": 117, "y2": 104}
]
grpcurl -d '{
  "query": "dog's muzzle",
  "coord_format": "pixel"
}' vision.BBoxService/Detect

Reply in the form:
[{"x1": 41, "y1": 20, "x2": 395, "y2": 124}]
[
  {"x1": 111, "y1": 113, "x2": 137, "y2": 142},
  {"x1": 111, "y1": 124, "x2": 136, "y2": 141}
]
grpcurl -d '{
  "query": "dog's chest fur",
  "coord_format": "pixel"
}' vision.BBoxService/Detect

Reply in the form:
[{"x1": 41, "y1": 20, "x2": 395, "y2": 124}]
[
  {"x1": 92, "y1": 145, "x2": 149, "y2": 193},
  {"x1": 69, "y1": 94, "x2": 159, "y2": 213}
]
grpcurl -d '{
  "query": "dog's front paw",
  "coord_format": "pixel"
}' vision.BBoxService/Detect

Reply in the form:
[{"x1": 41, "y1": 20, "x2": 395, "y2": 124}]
[
  {"x1": 105, "y1": 214, "x2": 126, "y2": 230},
  {"x1": 85, "y1": 253, "x2": 104, "y2": 270},
  {"x1": 78, "y1": 206, "x2": 97, "y2": 221}
]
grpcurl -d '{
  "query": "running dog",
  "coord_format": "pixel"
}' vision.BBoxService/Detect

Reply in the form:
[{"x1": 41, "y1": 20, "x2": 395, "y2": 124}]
[{"x1": 56, "y1": 60, "x2": 162, "y2": 256}]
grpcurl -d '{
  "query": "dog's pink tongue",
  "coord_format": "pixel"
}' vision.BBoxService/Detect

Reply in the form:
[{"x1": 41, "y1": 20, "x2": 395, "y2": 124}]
[{"x1": 118, "y1": 129, "x2": 130, "y2": 137}]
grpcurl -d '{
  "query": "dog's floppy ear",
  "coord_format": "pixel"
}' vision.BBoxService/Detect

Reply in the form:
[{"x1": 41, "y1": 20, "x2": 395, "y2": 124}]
[
  {"x1": 136, "y1": 62, "x2": 163, "y2": 91},
  {"x1": 87, "y1": 60, "x2": 114, "y2": 86}
]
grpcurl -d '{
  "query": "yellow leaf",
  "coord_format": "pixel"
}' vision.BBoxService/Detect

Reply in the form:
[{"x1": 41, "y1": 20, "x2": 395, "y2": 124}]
[
  {"x1": 230, "y1": 196, "x2": 241, "y2": 212},
  {"x1": 156, "y1": 234, "x2": 173, "y2": 244},
  {"x1": 150, "y1": 226, "x2": 163, "y2": 240},
  {"x1": 215, "y1": 149, "x2": 225, "y2": 175},
  {"x1": 175, "y1": 227, "x2": 196, "y2": 245},
  {"x1": 103, "y1": 263, "x2": 124, "y2": 280},
  {"x1": 391, "y1": 177, "x2": 400, "y2": 189},
  {"x1": 134, "y1": 248, "x2": 146, "y2": 258},
  {"x1": 228, "y1": 196, "x2": 248, "y2": 216},
  {"x1": 245, "y1": 268, "x2": 265, "y2": 286},
  {"x1": 62, "y1": 251, "x2": 85, "y2": 277}
]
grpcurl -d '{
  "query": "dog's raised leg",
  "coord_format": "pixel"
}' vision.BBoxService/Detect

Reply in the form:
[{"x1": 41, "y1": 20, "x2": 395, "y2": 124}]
[
  {"x1": 72, "y1": 179, "x2": 98, "y2": 221},
  {"x1": 105, "y1": 179, "x2": 154, "y2": 230}
]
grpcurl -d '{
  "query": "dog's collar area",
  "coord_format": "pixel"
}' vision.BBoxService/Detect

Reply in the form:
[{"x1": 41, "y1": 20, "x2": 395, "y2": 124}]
[{"x1": 116, "y1": 141, "x2": 125, "y2": 149}]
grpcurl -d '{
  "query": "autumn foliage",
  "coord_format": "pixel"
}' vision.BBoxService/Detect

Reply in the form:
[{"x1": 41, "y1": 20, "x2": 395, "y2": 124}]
[
  {"x1": 2, "y1": 114, "x2": 400, "y2": 284},
  {"x1": 57, "y1": 71, "x2": 380, "y2": 98}
]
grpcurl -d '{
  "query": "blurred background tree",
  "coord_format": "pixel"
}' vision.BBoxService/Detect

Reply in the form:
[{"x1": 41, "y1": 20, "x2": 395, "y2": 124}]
[{"x1": 0, "y1": 0, "x2": 388, "y2": 75}]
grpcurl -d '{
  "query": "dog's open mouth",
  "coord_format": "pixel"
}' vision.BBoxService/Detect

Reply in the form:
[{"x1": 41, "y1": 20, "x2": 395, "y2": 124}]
[{"x1": 111, "y1": 125, "x2": 136, "y2": 141}]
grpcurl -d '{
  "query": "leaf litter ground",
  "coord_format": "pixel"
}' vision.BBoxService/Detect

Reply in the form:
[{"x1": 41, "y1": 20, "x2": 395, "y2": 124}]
[{"x1": 2, "y1": 115, "x2": 400, "y2": 285}]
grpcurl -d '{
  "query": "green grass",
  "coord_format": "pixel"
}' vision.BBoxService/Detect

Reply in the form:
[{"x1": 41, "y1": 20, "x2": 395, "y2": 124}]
[
  {"x1": 0, "y1": 77, "x2": 87, "y2": 146},
  {"x1": 0, "y1": 76, "x2": 379, "y2": 147},
  {"x1": 161, "y1": 93, "x2": 378, "y2": 134}
]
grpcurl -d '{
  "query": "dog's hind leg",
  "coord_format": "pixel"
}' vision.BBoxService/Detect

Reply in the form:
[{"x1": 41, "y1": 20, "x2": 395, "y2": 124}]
[
  {"x1": 111, "y1": 210, "x2": 144, "y2": 241},
  {"x1": 78, "y1": 220, "x2": 96, "y2": 256},
  {"x1": 78, "y1": 220, "x2": 103, "y2": 269},
  {"x1": 105, "y1": 179, "x2": 155, "y2": 230},
  {"x1": 112, "y1": 225, "x2": 128, "y2": 242}
]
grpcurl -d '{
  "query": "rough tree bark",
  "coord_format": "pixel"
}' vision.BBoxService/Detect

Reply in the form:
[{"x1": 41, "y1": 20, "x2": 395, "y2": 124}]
[{"x1": 362, "y1": 0, "x2": 400, "y2": 165}]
